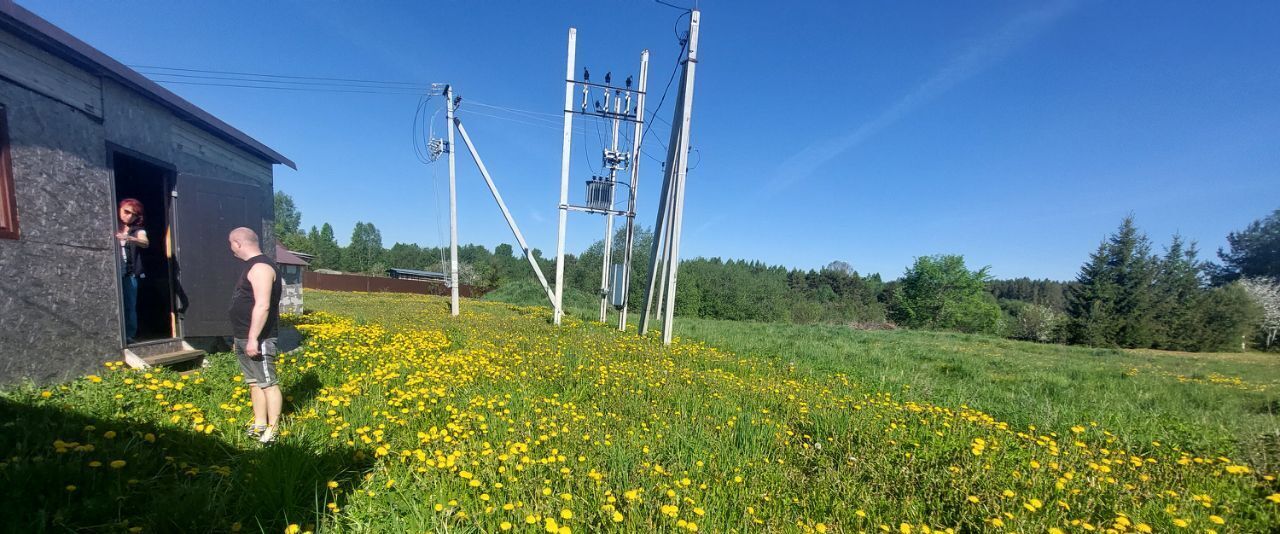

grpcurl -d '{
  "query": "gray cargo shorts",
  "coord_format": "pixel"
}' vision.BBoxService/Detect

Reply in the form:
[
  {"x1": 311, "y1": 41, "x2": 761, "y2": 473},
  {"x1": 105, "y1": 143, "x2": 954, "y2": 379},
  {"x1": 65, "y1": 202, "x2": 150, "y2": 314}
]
[{"x1": 234, "y1": 337, "x2": 279, "y2": 388}]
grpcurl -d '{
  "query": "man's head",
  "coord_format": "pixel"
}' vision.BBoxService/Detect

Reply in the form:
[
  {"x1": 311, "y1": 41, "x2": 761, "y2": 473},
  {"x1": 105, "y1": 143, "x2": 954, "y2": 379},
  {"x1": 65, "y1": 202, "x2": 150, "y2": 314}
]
[{"x1": 228, "y1": 227, "x2": 262, "y2": 260}]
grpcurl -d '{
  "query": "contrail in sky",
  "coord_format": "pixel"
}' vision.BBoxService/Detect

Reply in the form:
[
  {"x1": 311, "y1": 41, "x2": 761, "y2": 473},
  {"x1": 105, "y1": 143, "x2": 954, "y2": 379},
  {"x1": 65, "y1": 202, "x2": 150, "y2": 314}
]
[{"x1": 767, "y1": 1, "x2": 1078, "y2": 193}]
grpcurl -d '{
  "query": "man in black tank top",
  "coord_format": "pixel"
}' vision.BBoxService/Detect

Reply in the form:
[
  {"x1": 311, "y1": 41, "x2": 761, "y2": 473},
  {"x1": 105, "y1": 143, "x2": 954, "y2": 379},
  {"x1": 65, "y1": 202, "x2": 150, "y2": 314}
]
[{"x1": 227, "y1": 227, "x2": 284, "y2": 444}]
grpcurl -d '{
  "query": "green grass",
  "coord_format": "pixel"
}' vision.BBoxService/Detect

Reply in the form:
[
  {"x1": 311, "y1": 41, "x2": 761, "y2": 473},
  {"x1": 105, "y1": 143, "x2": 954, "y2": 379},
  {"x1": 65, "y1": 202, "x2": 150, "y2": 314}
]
[
  {"x1": 3, "y1": 290, "x2": 1278, "y2": 532},
  {"x1": 674, "y1": 318, "x2": 1280, "y2": 472}
]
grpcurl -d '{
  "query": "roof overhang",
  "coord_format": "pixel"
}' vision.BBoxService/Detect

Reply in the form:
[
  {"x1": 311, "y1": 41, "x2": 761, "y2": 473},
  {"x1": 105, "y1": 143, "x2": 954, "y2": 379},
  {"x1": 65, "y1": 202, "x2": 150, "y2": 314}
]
[{"x1": 0, "y1": 0, "x2": 296, "y2": 169}]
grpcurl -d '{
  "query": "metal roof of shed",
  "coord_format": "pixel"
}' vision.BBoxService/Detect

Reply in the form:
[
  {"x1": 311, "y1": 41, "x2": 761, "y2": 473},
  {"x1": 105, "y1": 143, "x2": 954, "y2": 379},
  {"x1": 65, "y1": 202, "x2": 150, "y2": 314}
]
[{"x1": 0, "y1": 0, "x2": 296, "y2": 169}]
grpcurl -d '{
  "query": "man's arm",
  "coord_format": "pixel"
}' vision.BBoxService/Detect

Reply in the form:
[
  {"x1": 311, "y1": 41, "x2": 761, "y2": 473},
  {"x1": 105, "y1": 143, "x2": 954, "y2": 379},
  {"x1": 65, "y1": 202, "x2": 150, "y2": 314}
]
[{"x1": 243, "y1": 263, "x2": 276, "y2": 357}]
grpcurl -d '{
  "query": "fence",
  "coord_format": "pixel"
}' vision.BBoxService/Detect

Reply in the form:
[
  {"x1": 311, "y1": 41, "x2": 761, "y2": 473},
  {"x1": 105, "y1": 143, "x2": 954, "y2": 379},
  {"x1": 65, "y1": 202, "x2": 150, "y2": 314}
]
[{"x1": 303, "y1": 271, "x2": 480, "y2": 298}]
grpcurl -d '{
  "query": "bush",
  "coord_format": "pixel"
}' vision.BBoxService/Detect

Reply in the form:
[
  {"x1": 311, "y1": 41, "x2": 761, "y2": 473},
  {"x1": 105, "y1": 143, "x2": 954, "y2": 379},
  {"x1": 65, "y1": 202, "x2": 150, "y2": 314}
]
[{"x1": 1002, "y1": 300, "x2": 1065, "y2": 343}]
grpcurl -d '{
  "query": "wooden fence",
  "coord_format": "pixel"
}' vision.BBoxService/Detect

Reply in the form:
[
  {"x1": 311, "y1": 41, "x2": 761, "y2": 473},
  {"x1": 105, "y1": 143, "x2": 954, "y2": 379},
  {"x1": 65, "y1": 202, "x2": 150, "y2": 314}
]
[{"x1": 303, "y1": 271, "x2": 479, "y2": 298}]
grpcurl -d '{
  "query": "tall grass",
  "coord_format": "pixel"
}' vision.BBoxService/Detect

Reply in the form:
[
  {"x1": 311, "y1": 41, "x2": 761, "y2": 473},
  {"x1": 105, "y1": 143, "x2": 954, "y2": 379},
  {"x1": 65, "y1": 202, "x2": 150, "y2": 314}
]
[{"x1": 2, "y1": 291, "x2": 1277, "y2": 532}]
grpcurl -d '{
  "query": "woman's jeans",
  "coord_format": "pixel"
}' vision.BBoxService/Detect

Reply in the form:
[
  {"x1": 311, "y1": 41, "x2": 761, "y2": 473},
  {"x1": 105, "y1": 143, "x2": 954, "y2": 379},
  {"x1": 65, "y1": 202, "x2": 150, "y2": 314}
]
[{"x1": 122, "y1": 274, "x2": 138, "y2": 341}]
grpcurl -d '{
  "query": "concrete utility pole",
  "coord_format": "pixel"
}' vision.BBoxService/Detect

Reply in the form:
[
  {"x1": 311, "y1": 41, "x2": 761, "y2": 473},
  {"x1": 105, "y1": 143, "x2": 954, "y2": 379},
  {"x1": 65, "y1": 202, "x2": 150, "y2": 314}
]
[
  {"x1": 640, "y1": 9, "x2": 700, "y2": 345},
  {"x1": 553, "y1": 29, "x2": 577, "y2": 325},
  {"x1": 446, "y1": 85, "x2": 460, "y2": 316},
  {"x1": 617, "y1": 51, "x2": 649, "y2": 331},
  {"x1": 553, "y1": 29, "x2": 649, "y2": 328}
]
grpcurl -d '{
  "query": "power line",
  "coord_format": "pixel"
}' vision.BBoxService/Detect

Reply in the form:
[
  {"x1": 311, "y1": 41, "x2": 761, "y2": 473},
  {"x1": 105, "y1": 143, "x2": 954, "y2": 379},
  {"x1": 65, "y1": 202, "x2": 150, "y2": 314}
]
[
  {"x1": 653, "y1": 0, "x2": 691, "y2": 12},
  {"x1": 129, "y1": 64, "x2": 429, "y2": 86},
  {"x1": 467, "y1": 100, "x2": 563, "y2": 120},
  {"x1": 136, "y1": 70, "x2": 432, "y2": 91},
  {"x1": 639, "y1": 37, "x2": 687, "y2": 150},
  {"x1": 151, "y1": 78, "x2": 427, "y2": 95}
]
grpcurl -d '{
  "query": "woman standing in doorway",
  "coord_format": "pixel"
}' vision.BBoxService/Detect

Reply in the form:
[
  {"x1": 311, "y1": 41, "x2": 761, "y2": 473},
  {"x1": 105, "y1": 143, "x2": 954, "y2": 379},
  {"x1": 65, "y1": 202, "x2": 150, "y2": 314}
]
[{"x1": 117, "y1": 198, "x2": 149, "y2": 343}]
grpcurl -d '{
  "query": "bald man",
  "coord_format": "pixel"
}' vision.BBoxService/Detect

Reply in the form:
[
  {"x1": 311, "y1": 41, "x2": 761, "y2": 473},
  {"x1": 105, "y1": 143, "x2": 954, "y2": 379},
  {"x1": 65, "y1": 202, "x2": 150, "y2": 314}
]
[{"x1": 227, "y1": 227, "x2": 283, "y2": 444}]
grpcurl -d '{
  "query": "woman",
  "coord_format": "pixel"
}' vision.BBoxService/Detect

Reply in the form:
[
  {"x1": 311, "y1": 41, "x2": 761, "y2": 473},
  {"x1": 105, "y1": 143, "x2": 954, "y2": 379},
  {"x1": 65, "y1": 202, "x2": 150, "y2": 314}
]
[{"x1": 117, "y1": 198, "x2": 149, "y2": 343}]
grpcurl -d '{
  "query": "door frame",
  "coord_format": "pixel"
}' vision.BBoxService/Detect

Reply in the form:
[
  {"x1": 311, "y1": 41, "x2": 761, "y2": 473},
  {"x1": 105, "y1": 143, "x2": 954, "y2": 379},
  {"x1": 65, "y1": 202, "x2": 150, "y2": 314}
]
[{"x1": 106, "y1": 143, "x2": 180, "y2": 345}]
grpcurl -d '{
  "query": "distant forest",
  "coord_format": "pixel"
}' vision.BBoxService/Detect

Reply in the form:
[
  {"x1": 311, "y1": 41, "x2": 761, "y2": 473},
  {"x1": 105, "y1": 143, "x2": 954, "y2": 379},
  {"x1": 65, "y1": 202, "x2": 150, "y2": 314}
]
[{"x1": 275, "y1": 192, "x2": 1279, "y2": 353}]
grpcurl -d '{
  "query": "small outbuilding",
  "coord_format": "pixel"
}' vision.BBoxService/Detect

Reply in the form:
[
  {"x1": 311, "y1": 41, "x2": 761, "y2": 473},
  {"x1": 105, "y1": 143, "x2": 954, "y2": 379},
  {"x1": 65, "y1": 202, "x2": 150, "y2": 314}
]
[
  {"x1": 275, "y1": 244, "x2": 310, "y2": 314},
  {"x1": 0, "y1": 2, "x2": 295, "y2": 383}
]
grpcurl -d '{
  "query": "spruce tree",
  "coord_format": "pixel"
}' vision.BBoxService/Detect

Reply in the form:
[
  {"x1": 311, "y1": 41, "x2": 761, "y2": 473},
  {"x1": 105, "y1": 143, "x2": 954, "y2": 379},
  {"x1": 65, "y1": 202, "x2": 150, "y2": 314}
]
[
  {"x1": 1067, "y1": 216, "x2": 1157, "y2": 348},
  {"x1": 1151, "y1": 235, "x2": 1205, "y2": 350},
  {"x1": 1066, "y1": 242, "x2": 1119, "y2": 346}
]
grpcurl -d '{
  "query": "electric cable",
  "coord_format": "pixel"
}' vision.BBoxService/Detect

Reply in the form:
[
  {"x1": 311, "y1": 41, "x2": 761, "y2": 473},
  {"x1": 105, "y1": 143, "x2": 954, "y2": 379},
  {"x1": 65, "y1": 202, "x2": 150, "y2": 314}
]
[
  {"x1": 135, "y1": 71, "x2": 432, "y2": 91},
  {"x1": 150, "y1": 79, "x2": 426, "y2": 95},
  {"x1": 130, "y1": 64, "x2": 428, "y2": 86}
]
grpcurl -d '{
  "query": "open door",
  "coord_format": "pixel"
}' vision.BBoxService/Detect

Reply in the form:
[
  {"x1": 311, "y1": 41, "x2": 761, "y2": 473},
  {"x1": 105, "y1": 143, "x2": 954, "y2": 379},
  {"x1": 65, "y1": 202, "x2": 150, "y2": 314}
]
[
  {"x1": 111, "y1": 151, "x2": 177, "y2": 344},
  {"x1": 174, "y1": 174, "x2": 267, "y2": 338}
]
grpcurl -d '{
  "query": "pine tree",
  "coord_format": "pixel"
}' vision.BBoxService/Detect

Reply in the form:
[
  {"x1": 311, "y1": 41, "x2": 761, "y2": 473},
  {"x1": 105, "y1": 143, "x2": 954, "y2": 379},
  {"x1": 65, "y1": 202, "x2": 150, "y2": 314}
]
[
  {"x1": 1067, "y1": 216, "x2": 1157, "y2": 348},
  {"x1": 1151, "y1": 235, "x2": 1205, "y2": 350},
  {"x1": 1066, "y1": 242, "x2": 1118, "y2": 346}
]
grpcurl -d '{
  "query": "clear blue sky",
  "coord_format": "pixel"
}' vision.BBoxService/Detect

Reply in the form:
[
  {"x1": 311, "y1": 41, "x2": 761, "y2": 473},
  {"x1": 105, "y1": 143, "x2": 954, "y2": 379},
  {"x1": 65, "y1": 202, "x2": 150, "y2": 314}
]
[{"x1": 23, "y1": 0, "x2": 1279, "y2": 281}]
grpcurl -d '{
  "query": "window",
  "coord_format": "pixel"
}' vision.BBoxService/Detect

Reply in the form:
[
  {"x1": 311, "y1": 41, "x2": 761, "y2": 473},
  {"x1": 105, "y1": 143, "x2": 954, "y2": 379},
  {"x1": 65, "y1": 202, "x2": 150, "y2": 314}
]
[{"x1": 0, "y1": 104, "x2": 17, "y2": 240}]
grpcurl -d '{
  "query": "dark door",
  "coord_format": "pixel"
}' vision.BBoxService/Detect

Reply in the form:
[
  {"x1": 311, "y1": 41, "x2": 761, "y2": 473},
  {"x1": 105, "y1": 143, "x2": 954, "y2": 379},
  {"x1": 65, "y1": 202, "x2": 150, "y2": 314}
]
[{"x1": 175, "y1": 175, "x2": 267, "y2": 337}]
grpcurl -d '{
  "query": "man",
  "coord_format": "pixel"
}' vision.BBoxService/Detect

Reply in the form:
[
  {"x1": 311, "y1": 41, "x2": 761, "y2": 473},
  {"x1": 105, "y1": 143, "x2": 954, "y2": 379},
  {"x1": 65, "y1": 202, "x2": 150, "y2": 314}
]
[{"x1": 227, "y1": 227, "x2": 283, "y2": 444}]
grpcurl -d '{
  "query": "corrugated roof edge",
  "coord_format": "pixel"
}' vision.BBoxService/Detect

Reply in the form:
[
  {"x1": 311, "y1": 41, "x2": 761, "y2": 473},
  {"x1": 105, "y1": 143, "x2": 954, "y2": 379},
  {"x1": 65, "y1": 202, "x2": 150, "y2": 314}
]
[{"x1": 0, "y1": 0, "x2": 296, "y2": 169}]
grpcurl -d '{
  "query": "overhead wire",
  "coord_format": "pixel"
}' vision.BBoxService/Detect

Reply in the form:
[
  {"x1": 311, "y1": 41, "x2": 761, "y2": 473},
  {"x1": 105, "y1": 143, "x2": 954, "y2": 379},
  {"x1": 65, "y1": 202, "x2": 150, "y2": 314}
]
[
  {"x1": 129, "y1": 64, "x2": 429, "y2": 86},
  {"x1": 150, "y1": 79, "x2": 428, "y2": 95}
]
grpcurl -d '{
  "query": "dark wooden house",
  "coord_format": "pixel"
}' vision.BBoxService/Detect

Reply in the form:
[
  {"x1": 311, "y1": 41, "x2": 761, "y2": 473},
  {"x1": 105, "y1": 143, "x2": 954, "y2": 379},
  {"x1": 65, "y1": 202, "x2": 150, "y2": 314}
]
[{"x1": 0, "y1": 2, "x2": 295, "y2": 383}]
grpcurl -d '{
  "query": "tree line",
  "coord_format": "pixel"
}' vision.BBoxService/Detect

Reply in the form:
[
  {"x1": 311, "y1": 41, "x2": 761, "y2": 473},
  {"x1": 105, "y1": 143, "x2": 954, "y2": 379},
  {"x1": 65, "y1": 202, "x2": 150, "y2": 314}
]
[{"x1": 275, "y1": 191, "x2": 1279, "y2": 352}]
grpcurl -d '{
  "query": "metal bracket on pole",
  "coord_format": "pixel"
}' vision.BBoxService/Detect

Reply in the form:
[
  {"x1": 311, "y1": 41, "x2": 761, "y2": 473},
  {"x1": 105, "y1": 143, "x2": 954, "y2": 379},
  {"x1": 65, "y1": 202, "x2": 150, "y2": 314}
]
[{"x1": 453, "y1": 118, "x2": 558, "y2": 308}]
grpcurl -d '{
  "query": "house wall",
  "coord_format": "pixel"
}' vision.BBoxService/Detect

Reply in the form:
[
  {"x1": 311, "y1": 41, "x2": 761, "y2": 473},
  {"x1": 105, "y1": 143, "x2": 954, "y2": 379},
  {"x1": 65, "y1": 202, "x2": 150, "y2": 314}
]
[
  {"x1": 0, "y1": 53, "x2": 117, "y2": 385},
  {"x1": 0, "y1": 30, "x2": 277, "y2": 385}
]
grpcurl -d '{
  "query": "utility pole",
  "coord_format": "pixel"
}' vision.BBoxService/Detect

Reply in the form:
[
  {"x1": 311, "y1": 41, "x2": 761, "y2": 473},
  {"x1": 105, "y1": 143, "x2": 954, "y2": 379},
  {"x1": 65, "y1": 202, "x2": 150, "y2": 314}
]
[
  {"x1": 617, "y1": 51, "x2": 649, "y2": 331},
  {"x1": 553, "y1": 30, "x2": 649, "y2": 328},
  {"x1": 553, "y1": 29, "x2": 576, "y2": 326},
  {"x1": 639, "y1": 9, "x2": 700, "y2": 345},
  {"x1": 446, "y1": 85, "x2": 460, "y2": 316}
]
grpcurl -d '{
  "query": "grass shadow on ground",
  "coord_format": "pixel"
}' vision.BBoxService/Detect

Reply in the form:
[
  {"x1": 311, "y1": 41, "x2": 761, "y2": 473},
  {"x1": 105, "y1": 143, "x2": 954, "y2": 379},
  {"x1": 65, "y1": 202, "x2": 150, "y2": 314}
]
[{"x1": 0, "y1": 397, "x2": 373, "y2": 533}]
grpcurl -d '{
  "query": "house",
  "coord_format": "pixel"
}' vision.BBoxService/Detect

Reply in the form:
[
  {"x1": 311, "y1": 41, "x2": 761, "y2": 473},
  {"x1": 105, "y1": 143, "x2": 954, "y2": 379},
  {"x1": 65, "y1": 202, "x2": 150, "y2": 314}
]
[{"x1": 0, "y1": 1, "x2": 295, "y2": 384}]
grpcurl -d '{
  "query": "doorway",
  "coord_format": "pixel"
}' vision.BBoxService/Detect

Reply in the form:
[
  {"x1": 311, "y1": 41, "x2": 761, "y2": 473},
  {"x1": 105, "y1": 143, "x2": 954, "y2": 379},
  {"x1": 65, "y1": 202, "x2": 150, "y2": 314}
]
[{"x1": 111, "y1": 150, "x2": 178, "y2": 345}]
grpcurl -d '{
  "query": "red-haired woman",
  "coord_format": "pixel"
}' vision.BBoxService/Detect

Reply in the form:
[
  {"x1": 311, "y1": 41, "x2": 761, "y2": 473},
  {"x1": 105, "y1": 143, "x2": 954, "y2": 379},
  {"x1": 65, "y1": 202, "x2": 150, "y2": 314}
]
[{"x1": 117, "y1": 198, "x2": 149, "y2": 343}]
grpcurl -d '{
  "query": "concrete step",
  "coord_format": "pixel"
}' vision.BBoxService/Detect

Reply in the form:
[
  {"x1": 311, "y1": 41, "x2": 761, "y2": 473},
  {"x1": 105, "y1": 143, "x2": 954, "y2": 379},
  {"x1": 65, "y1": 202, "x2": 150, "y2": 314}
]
[
  {"x1": 142, "y1": 349, "x2": 205, "y2": 367},
  {"x1": 123, "y1": 339, "x2": 205, "y2": 370}
]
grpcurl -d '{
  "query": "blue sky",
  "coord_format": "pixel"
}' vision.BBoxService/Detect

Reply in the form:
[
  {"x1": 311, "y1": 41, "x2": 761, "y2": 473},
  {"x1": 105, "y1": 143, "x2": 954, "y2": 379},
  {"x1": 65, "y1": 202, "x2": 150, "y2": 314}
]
[{"x1": 24, "y1": 0, "x2": 1279, "y2": 280}]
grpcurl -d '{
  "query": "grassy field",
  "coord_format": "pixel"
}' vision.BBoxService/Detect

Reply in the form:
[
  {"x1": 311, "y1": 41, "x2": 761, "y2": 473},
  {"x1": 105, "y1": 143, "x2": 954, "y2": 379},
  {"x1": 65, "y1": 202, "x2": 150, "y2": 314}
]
[{"x1": 3, "y1": 290, "x2": 1278, "y2": 532}]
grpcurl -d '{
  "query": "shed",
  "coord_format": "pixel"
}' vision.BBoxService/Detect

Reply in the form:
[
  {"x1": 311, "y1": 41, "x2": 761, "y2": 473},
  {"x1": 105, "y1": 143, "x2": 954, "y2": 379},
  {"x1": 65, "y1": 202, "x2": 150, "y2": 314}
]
[
  {"x1": 275, "y1": 244, "x2": 309, "y2": 314},
  {"x1": 0, "y1": 2, "x2": 295, "y2": 383},
  {"x1": 387, "y1": 268, "x2": 448, "y2": 282}
]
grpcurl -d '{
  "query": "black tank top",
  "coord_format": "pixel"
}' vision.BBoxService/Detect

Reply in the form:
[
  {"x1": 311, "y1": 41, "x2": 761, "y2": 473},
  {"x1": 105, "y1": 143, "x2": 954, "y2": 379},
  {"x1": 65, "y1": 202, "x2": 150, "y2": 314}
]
[{"x1": 228, "y1": 254, "x2": 281, "y2": 339}]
